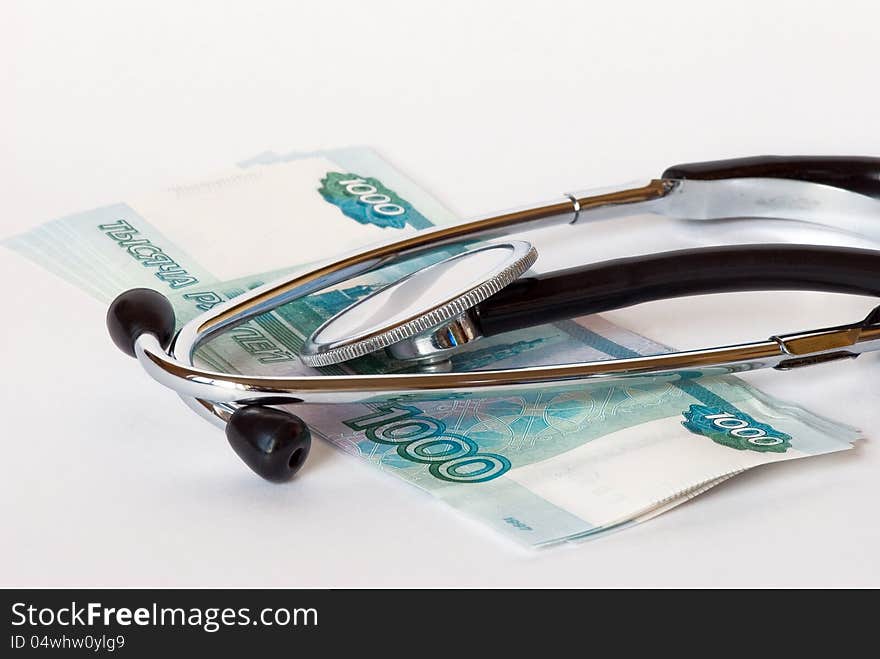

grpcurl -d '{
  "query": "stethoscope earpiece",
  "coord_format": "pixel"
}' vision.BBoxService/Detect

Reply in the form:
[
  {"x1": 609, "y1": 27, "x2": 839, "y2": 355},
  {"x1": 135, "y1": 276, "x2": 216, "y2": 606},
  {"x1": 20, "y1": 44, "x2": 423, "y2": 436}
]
[
  {"x1": 107, "y1": 288, "x2": 312, "y2": 482},
  {"x1": 225, "y1": 406, "x2": 311, "y2": 483},
  {"x1": 107, "y1": 288, "x2": 176, "y2": 358}
]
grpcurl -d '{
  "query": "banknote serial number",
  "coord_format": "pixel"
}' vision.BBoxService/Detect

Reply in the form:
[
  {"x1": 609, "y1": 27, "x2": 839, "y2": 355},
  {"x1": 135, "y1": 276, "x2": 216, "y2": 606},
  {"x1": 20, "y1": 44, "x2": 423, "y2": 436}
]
[{"x1": 344, "y1": 404, "x2": 511, "y2": 483}]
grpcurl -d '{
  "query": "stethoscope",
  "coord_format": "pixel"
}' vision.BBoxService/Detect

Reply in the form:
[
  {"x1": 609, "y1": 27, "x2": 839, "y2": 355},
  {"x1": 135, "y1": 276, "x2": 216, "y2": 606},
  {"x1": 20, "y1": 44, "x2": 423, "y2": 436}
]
[{"x1": 107, "y1": 155, "x2": 880, "y2": 482}]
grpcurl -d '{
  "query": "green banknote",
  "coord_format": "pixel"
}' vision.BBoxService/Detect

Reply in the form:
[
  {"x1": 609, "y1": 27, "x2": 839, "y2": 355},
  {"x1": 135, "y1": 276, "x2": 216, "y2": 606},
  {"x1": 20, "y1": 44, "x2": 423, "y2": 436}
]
[{"x1": 3, "y1": 147, "x2": 860, "y2": 546}]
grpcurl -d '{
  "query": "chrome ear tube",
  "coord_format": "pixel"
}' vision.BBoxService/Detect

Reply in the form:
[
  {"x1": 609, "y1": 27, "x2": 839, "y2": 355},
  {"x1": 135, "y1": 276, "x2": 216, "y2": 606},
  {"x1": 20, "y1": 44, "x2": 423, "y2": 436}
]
[{"x1": 108, "y1": 155, "x2": 880, "y2": 481}]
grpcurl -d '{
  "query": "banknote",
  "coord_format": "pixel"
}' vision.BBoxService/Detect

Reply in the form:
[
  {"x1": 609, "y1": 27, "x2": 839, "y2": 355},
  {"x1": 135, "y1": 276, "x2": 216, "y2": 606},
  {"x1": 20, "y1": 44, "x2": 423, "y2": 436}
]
[{"x1": 3, "y1": 147, "x2": 860, "y2": 546}]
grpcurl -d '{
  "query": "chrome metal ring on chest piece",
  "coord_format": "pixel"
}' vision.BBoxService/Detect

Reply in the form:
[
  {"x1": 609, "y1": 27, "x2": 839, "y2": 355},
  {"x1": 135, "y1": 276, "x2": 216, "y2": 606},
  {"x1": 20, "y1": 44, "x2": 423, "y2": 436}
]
[{"x1": 299, "y1": 241, "x2": 538, "y2": 369}]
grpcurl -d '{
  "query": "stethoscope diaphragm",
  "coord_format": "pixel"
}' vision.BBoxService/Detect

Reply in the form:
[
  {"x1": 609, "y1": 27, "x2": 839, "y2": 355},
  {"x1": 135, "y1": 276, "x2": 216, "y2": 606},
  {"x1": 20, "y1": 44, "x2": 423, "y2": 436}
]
[{"x1": 300, "y1": 241, "x2": 537, "y2": 370}]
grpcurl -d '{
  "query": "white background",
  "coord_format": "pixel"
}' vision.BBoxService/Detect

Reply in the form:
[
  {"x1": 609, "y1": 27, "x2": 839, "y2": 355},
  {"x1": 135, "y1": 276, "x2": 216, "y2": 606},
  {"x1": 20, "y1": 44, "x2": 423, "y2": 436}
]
[{"x1": 2, "y1": 0, "x2": 879, "y2": 587}]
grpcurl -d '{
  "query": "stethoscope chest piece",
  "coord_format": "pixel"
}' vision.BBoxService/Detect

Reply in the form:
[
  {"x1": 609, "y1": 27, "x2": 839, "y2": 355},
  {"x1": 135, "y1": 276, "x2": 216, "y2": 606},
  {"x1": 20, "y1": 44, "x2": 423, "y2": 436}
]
[{"x1": 300, "y1": 241, "x2": 537, "y2": 371}]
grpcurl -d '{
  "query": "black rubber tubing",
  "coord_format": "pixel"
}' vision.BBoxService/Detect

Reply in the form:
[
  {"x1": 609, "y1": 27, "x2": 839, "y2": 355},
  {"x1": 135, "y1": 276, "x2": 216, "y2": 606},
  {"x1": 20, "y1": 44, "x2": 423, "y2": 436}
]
[{"x1": 474, "y1": 244, "x2": 880, "y2": 337}]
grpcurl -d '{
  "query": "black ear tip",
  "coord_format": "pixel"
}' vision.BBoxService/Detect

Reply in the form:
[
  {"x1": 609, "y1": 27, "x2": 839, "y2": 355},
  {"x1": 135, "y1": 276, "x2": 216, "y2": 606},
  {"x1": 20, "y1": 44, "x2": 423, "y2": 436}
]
[
  {"x1": 225, "y1": 406, "x2": 312, "y2": 483},
  {"x1": 106, "y1": 288, "x2": 176, "y2": 357}
]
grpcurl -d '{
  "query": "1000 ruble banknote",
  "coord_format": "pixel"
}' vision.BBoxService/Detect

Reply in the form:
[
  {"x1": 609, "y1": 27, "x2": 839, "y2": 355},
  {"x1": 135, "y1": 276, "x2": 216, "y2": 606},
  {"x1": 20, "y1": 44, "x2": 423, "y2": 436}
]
[{"x1": 3, "y1": 147, "x2": 859, "y2": 546}]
